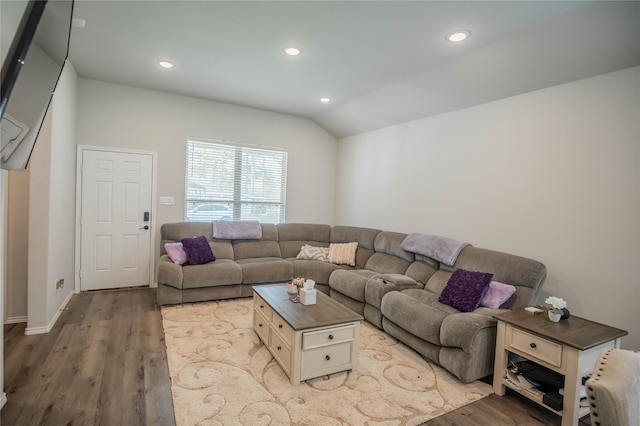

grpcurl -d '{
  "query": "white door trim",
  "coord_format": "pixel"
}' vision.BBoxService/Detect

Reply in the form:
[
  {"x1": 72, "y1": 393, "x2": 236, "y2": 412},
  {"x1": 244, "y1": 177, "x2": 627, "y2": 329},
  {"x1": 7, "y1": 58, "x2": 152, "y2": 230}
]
[{"x1": 74, "y1": 145, "x2": 158, "y2": 293}]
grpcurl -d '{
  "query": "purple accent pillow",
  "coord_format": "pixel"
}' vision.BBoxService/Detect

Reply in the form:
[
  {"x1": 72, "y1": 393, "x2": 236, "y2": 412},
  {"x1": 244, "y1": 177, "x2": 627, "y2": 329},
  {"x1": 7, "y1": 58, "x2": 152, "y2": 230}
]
[
  {"x1": 481, "y1": 281, "x2": 517, "y2": 309},
  {"x1": 439, "y1": 269, "x2": 493, "y2": 312},
  {"x1": 181, "y1": 236, "x2": 216, "y2": 265},
  {"x1": 164, "y1": 242, "x2": 188, "y2": 265}
]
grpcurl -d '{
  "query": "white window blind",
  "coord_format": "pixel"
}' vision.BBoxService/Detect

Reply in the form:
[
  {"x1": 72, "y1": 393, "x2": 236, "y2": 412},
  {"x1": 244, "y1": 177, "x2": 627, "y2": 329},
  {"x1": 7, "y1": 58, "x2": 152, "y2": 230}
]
[{"x1": 185, "y1": 139, "x2": 287, "y2": 224}]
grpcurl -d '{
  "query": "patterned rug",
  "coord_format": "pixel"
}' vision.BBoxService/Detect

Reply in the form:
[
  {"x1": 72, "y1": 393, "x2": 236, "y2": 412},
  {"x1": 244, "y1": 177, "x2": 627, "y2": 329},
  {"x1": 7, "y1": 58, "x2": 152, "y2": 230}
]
[{"x1": 161, "y1": 298, "x2": 492, "y2": 425}]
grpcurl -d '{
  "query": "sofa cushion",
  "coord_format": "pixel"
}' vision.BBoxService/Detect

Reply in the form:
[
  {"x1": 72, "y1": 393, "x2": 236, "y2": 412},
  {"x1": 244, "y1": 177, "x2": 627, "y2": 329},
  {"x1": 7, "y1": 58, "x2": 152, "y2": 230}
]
[
  {"x1": 296, "y1": 245, "x2": 330, "y2": 262},
  {"x1": 480, "y1": 281, "x2": 516, "y2": 309},
  {"x1": 439, "y1": 269, "x2": 493, "y2": 312},
  {"x1": 329, "y1": 269, "x2": 377, "y2": 302},
  {"x1": 290, "y1": 259, "x2": 342, "y2": 285},
  {"x1": 328, "y1": 242, "x2": 358, "y2": 266},
  {"x1": 381, "y1": 291, "x2": 448, "y2": 345},
  {"x1": 277, "y1": 223, "x2": 331, "y2": 258},
  {"x1": 181, "y1": 259, "x2": 241, "y2": 289},
  {"x1": 236, "y1": 258, "x2": 293, "y2": 284},
  {"x1": 454, "y1": 246, "x2": 547, "y2": 309},
  {"x1": 181, "y1": 236, "x2": 216, "y2": 265},
  {"x1": 164, "y1": 242, "x2": 187, "y2": 265},
  {"x1": 330, "y1": 225, "x2": 380, "y2": 267}
]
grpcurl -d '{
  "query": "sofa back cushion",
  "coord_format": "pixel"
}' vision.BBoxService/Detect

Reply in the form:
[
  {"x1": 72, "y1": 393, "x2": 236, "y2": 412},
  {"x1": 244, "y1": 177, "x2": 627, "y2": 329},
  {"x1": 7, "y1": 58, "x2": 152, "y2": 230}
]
[
  {"x1": 405, "y1": 254, "x2": 439, "y2": 285},
  {"x1": 160, "y1": 222, "x2": 234, "y2": 260},
  {"x1": 364, "y1": 231, "x2": 414, "y2": 274},
  {"x1": 277, "y1": 223, "x2": 331, "y2": 259},
  {"x1": 232, "y1": 223, "x2": 282, "y2": 260},
  {"x1": 425, "y1": 246, "x2": 546, "y2": 309},
  {"x1": 330, "y1": 226, "x2": 381, "y2": 268}
]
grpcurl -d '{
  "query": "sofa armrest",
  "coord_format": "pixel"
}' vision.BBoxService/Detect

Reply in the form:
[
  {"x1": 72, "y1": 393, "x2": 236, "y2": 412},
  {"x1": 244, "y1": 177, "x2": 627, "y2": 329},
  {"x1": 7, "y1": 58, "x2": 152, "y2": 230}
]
[
  {"x1": 158, "y1": 255, "x2": 184, "y2": 289},
  {"x1": 439, "y1": 312, "x2": 498, "y2": 353}
]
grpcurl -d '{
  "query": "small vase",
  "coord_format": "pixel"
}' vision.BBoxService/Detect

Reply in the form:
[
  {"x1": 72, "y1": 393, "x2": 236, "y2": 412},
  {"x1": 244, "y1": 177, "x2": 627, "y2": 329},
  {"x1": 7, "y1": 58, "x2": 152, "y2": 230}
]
[
  {"x1": 548, "y1": 310, "x2": 561, "y2": 322},
  {"x1": 287, "y1": 283, "x2": 298, "y2": 296}
]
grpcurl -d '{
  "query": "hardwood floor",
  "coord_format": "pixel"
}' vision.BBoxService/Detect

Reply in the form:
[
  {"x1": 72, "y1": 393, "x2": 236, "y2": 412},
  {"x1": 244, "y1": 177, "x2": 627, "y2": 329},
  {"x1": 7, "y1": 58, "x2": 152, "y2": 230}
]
[
  {"x1": 2, "y1": 288, "x2": 591, "y2": 425},
  {"x1": 2, "y1": 288, "x2": 174, "y2": 426}
]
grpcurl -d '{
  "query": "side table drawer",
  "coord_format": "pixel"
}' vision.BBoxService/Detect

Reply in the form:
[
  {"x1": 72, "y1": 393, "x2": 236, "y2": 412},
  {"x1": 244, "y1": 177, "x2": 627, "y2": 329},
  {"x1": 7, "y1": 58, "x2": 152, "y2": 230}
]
[
  {"x1": 508, "y1": 326, "x2": 563, "y2": 367},
  {"x1": 303, "y1": 324, "x2": 356, "y2": 350}
]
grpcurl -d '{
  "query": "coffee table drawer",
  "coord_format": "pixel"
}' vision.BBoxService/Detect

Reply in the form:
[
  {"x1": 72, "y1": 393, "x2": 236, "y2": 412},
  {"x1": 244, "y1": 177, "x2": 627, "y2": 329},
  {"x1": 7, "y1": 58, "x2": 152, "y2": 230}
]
[
  {"x1": 253, "y1": 308, "x2": 270, "y2": 344},
  {"x1": 302, "y1": 324, "x2": 357, "y2": 350},
  {"x1": 300, "y1": 342, "x2": 354, "y2": 379},
  {"x1": 269, "y1": 329, "x2": 291, "y2": 375},
  {"x1": 271, "y1": 311, "x2": 294, "y2": 346},
  {"x1": 253, "y1": 294, "x2": 273, "y2": 321},
  {"x1": 508, "y1": 326, "x2": 563, "y2": 367}
]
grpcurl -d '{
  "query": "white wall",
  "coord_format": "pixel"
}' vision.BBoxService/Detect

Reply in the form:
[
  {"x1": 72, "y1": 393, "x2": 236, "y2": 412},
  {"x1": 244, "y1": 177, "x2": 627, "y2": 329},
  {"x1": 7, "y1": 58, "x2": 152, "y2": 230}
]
[
  {"x1": 75, "y1": 79, "x2": 338, "y2": 261},
  {"x1": 25, "y1": 62, "x2": 77, "y2": 332},
  {"x1": 5, "y1": 170, "x2": 28, "y2": 321},
  {"x1": 336, "y1": 66, "x2": 640, "y2": 349}
]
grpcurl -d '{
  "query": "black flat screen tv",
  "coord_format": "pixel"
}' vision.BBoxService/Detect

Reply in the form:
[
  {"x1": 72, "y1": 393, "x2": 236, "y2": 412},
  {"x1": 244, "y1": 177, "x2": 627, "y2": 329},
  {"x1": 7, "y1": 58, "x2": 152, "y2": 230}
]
[{"x1": 0, "y1": 0, "x2": 74, "y2": 170}]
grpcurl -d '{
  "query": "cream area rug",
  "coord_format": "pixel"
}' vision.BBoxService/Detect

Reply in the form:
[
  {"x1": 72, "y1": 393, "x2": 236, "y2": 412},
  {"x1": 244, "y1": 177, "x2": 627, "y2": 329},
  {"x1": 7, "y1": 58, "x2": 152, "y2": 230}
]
[{"x1": 161, "y1": 298, "x2": 492, "y2": 426}]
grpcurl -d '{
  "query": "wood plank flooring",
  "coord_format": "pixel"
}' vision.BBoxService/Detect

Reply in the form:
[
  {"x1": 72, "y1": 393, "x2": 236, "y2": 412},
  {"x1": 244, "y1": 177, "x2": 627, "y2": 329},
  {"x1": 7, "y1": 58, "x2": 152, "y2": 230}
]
[
  {"x1": 2, "y1": 288, "x2": 591, "y2": 425},
  {"x1": 2, "y1": 288, "x2": 174, "y2": 426}
]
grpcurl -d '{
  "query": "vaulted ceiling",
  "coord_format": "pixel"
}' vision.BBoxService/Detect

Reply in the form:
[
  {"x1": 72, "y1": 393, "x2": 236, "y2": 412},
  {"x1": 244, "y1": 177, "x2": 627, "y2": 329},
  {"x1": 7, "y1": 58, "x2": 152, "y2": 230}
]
[{"x1": 67, "y1": 1, "x2": 640, "y2": 138}]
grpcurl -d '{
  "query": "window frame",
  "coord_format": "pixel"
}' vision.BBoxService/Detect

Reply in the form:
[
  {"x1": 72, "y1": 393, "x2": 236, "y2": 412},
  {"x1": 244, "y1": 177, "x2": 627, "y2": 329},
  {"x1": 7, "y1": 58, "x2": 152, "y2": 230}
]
[{"x1": 184, "y1": 138, "x2": 288, "y2": 224}]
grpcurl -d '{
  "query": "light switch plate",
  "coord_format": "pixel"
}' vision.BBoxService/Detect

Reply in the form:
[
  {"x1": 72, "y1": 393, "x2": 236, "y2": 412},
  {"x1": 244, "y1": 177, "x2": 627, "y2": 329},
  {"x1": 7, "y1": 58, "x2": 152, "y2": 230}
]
[{"x1": 159, "y1": 196, "x2": 175, "y2": 205}]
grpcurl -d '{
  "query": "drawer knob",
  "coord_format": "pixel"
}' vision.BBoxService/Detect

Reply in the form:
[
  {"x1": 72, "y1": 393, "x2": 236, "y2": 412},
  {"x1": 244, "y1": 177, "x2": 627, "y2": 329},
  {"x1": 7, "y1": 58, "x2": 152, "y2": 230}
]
[
  {"x1": 260, "y1": 304, "x2": 264, "y2": 308},
  {"x1": 325, "y1": 355, "x2": 331, "y2": 361},
  {"x1": 279, "y1": 324, "x2": 283, "y2": 329},
  {"x1": 258, "y1": 323, "x2": 263, "y2": 327},
  {"x1": 530, "y1": 342, "x2": 537, "y2": 349},
  {"x1": 328, "y1": 334, "x2": 334, "y2": 340},
  {"x1": 277, "y1": 346, "x2": 282, "y2": 351}
]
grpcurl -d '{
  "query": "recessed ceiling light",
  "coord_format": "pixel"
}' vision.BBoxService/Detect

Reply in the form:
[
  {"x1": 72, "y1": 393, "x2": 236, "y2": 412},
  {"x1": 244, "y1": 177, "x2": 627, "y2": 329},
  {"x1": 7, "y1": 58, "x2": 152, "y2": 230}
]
[
  {"x1": 320, "y1": 97, "x2": 331, "y2": 103},
  {"x1": 446, "y1": 30, "x2": 470, "y2": 43},
  {"x1": 283, "y1": 47, "x2": 302, "y2": 56},
  {"x1": 72, "y1": 15, "x2": 86, "y2": 28},
  {"x1": 157, "y1": 60, "x2": 174, "y2": 69}
]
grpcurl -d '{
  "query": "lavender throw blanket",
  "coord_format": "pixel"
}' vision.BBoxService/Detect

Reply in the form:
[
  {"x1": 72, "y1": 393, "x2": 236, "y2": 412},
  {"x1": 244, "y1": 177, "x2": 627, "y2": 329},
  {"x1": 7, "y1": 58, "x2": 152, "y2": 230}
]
[
  {"x1": 213, "y1": 220, "x2": 262, "y2": 240},
  {"x1": 401, "y1": 233, "x2": 470, "y2": 266}
]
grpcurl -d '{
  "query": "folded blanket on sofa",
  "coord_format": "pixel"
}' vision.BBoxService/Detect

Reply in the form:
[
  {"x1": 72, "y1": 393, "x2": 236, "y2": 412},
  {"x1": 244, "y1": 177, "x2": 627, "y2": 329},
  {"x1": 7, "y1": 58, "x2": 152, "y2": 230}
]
[
  {"x1": 401, "y1": 233, "x2": 470, "y2": 266},
  {"x1": 213, "y1": 220, "x2": 262, "y2": 240}
]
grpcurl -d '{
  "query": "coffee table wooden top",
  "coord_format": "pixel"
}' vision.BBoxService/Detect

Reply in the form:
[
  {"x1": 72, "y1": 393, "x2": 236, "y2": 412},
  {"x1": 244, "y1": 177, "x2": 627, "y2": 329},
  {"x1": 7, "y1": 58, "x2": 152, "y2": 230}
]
[
  {"x1": 494, "y1": 309, "x2": 627, "y2": 351},
  {"x1": 253, "y1": 284, "x2": 363, "y2": 330}
]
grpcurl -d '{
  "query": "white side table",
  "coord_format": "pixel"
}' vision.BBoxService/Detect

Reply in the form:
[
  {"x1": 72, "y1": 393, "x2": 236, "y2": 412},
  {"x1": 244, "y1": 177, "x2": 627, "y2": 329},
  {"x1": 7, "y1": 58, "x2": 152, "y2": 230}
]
[{"x1": 493, "y1": 309, "x2": 627, "y2": 426}]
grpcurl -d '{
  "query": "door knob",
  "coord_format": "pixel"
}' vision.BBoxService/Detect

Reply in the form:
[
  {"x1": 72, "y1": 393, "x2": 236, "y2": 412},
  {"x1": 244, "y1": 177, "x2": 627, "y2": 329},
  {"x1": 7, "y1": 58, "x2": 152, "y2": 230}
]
[{"x1": 139, "y1": 225, "x2": 149, "y2": 230}]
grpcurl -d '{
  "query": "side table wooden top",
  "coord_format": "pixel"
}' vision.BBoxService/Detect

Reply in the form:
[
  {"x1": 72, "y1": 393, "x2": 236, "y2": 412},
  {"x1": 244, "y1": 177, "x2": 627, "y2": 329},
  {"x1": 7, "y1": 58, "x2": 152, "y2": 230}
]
[
  {"x1": 493, "y1": 309, "x2": 627, "y2": 351},
  {"x1": 253, "y1": 284, "x2": 363, "y2": 330}
]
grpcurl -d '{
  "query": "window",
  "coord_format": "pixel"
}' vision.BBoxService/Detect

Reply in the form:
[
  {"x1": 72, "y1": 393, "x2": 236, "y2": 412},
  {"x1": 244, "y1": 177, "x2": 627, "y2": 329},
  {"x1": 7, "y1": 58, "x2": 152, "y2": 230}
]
[{"x1": 185, "y1": 139, "x2": 287, "y2": 224}]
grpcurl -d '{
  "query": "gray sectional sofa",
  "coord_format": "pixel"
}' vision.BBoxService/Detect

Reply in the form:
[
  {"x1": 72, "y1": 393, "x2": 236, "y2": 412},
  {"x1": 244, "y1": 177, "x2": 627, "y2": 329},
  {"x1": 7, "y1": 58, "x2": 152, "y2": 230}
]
[{"x1": 158, "y1": 221, "x2": 547, "y2": 383}]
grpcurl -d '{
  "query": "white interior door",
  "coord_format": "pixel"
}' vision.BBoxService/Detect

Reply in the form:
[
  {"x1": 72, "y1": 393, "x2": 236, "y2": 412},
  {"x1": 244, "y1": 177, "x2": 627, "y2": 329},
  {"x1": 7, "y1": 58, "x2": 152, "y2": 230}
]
[{"x1": 79, "y1": 149, "x2": 154, "y2": 291}]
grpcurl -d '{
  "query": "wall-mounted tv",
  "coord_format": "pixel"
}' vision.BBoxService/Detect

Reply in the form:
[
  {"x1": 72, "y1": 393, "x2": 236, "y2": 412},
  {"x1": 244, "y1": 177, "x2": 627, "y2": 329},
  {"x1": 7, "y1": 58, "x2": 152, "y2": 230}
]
[{"x1": 0, "y1": 0, "x2": 74, "y2": 170}]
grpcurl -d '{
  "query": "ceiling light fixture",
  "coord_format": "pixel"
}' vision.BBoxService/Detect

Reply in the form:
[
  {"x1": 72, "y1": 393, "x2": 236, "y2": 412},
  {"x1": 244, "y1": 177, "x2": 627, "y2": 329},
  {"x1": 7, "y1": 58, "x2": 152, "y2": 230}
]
[
  {"x1": 320, "y1": 97, "x2": 331, "y2": 103},
  {"x1": 157, "y1": 60, "x2": 174, "y2": 69},
  {"x1": 283, "y1": 47, "x2": 301, "y2": 56},
  {"x1": 72, "y1": 15, "x2": 87, "y2": 28},
  {"x1": 446, "y1": 30, "x2": 470, "y2": 43}
]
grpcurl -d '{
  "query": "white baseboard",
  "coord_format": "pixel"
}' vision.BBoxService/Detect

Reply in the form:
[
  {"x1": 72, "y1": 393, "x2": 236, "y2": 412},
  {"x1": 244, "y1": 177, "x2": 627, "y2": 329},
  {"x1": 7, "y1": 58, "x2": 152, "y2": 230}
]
[
  {"x1": 4, "y1": 315, "x2": 27, "y2": 324},
  {"x1": 24, "y1": 290, "x2": 75, "y2": 335},
  {"x1": 150, "y1": 281, "x2": 158, "y2": 288},
  {"x1": 0, "y1": 391, "x2": 7, "y2": 409}
]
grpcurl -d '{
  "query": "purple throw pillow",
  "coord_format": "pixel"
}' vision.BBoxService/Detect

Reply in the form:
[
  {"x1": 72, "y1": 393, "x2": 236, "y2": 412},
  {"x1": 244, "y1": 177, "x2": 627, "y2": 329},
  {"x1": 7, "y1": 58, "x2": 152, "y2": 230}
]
[
  {"x1": 439, "y1": 269, "x2": 493, "y2": 312},
  {"x1": 481, "y1": 281, "x2": 517, "y2": 309},
  {"x1": 181, "y1": 235, "x2": 216, "y2": 265},
  {"x1": 164, "y1": 242, "x2": 188, "y2": 265}
]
